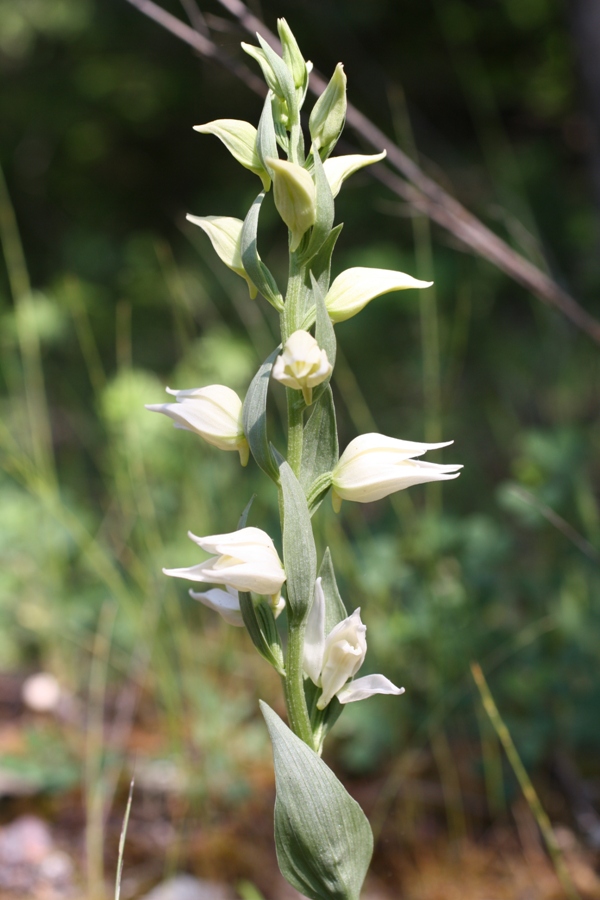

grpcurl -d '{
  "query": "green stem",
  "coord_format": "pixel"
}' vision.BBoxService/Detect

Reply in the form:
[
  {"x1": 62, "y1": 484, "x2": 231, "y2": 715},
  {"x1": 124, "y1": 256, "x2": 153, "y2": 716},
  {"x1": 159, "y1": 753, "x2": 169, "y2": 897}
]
[
  {"x1": 287, "y1": 390, "x2": 304, "y2": 476},
  {"x1": 284, "y1": 620, "x2": 315, "y2": 749}
]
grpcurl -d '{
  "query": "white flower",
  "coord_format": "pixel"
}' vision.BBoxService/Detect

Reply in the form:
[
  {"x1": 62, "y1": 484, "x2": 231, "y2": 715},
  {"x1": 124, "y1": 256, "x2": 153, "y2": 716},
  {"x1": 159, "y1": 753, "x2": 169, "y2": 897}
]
[
  {"x1": 163, "y1": 526, "x2": 286, "y2": 609},
  {"x1": 145, "y1": 385, "x2": 249, "y2": 466},
  {"x1": 324, "y1": 267, "x2": 433, "y2": 323},
  {"x1": 303, "y1": 579, "x2": 404, "y2": 710},
  {"x1": 331, "y1": 433, "x2": 462, "y2": 511},
  {"x1": 272, "y1": 330, "x2": 332, "y2": 404},
  {"x1": 189, "y1": 586, "x2": 244, "y2": 627}
]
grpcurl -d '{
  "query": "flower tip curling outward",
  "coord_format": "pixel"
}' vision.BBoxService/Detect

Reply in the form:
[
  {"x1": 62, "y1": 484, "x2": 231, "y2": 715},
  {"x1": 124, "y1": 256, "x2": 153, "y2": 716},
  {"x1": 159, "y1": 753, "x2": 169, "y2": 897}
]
[
  {"x1": 303, "y1": 578, "x2": 403, "y2": 710},
  {"x1": 145, "y1": 384, "x2": 249, "y2": 466},
  {"x1": 331, "y1": 432, "x2": 462, "y2": 509},
  {"x1": 163, "y1": 526, "x2": 286, "y2": 610},
  {"x1": 272, "y1": 330, "x2": 332, "y2": 404}
]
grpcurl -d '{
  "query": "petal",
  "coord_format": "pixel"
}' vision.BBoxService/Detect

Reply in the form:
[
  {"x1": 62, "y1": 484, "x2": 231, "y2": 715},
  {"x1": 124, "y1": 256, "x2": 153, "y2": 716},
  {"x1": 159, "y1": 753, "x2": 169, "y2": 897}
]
[
  {"x1": 336, "y1": 674, "x2": 405, "y2": 704},
  {"x1": 188, "y1": 527, "x2": 277, "y2": 554},
  {"x1": 303, "y1": 577, "x2": 326, "y2": 684},
  {"x1": 189, "y1": 587, "x2": 244, "y2": 626}
]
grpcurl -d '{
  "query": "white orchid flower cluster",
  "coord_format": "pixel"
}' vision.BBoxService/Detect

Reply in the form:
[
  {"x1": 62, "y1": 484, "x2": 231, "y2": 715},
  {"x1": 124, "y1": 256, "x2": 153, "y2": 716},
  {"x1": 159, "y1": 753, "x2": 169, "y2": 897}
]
[{"x1": 145, "y1": 21, "x2": 462, "y2": 898}]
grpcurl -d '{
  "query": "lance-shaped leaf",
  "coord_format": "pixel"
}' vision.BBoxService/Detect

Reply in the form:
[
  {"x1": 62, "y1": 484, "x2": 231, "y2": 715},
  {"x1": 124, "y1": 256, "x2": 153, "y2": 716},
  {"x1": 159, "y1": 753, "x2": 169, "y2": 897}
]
[
  {"x1": 313, "y1": 274, "x2": 336, "y2": 375},
  {"x1": 325, "y1": 266, "x2": 433, "y2": 323},
  {"x1": 301, "y1": 147, "x2": 335, "y2": 264},
  {"x1": 257, "y1": 91, "x2": 279, "y2": 179},
  {"x1": 186, "y1": 215, "x2": 257, "y2": 299},
  {"x1": 318, "y1": 548, "x2": 347, "y2": 644},
  {"x1": 239, "y1": 591, "x2": 285, "y2": 675},
  {"x1": 300, "y1": 388, "x2": 338, "y2": 511},
  {"x1": 299, "y1": 225, "x2": 343, "y2": 326},
  {"x1": 194, "y1": 119, "x2": 270, "y2": 190},
  {"x1": 241, "y1": 193, "x2": 284, "y2": 310},
  {"x1": 242, "y1": 347, "x2": 280, "y2": 482},
  {"x1": 261, "y1": 702, "x2": 373, "y2": 900},
  {"x1": 323, "y1": 151, "x2": 387, "y2": 198},
  {"x1": 279, "y1": 458, "x2": 317, "y2": 623}
]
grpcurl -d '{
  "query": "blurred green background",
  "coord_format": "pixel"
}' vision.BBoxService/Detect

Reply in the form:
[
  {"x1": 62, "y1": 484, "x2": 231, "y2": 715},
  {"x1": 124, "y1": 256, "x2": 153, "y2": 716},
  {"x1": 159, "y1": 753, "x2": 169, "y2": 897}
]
[{"x1": 1, "y1": 0, "x2": 600, "y2": 890}]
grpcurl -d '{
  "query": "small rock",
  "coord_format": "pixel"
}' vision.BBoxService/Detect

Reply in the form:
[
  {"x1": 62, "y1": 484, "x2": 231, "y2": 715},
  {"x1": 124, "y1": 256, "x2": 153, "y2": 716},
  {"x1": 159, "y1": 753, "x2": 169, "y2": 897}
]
[
  {"x1": 141, "y1": 874, "x2": 234, "y2": 900},
  {"x1": 0, "y1": 815, "x2": 53, "y2": 864}
]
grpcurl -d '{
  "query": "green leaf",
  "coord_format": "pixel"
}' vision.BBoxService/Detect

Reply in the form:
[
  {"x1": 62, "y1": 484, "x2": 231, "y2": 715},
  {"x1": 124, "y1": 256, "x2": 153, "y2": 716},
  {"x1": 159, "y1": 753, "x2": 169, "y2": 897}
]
[
  {"x1": 318, "y1": 547, "x2": 347, "y2": 636},
  {"x1": 239, "y1": 592, "x2": 285, "y2": 675},
  {"x1": 313, "y1": 273, "x2": 336, "y2": 374},
  {"x1": 300, "y1": 388, "x2": 338, "y2": 510},
  {"x1": 261, "y1": 702, "x2": 373, "y2": 900},
  {"x1": 279, "y1": 458, "x2": 317, "y2": 622},
  {"x1": 237, "y1": 494, "x2": 256, "y2": 530},
  {"x1": 257, "y1": 92, "x2": 279, "y2": 180},
  {"x1": 242, "y1": 348, "x2": 280, "y2": 482},
  {"x1": 241, "y1": 193, "x2": 284, "y2": 310},
  {"x1": 301, "y1": 148, "x2": 335, "y2": 264},
  {"x1": 300, "y1": 224, "x2": 343, "y2": 325}
]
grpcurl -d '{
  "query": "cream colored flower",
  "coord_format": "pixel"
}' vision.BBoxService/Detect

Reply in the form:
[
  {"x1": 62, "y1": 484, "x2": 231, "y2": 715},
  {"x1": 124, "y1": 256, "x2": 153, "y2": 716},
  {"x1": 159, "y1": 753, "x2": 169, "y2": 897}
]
[
  {"x1": 303, "y1": 579, "x2": 404, "y2": 709},
  {"x1": 331, "y1": 433, "x2": 462, "y2": 510},
  {"x1": 265, "y1": 157, "x2": 316, "y2": 252},
  {"x1": 323, "y1": 151, "x2": 386, "y2": 198},
  {"x1": 145, "y1": 385, "x2": 249, "y2": 465},
  {"x1": 164, "y1": 527, "x2": 286, "y2": 610},
  {"x1": 186, "y1": 215, "x2": 257, "y2": 298},
  {"x1": 272, "y1": 330, "x2": 332, "y2": 404},
  {"x1": 193, "y1": 120, "x2": 270, "y2": 190},
  {"x1": 325, "y1": 267, "x2": 432, "y2": 323}
]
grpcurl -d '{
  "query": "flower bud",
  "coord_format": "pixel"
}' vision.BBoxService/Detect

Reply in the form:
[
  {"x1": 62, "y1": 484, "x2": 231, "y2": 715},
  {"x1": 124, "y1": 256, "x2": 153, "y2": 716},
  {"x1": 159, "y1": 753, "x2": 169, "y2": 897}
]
[
  {"x1": 194, "y1": 120, "x2": 270, "y2": 190},
  {"x1": 186, "y1": 215, "x2": 257, "y2": 298},
  {"x1": 265, "y1": 158, "x2": 316, "y2": 252},
  {"x1": 272, "y1": 330, "x2": 332, "y2": 405},
  {"x1": 331, "y1": 433, "x2": 462, "y2": 510},
  {"x1": 164, "y1": 527, "x2": 286, "y2": 609},
  {"x1": 309, "y1": 63, "x2": 347, "y2": 158},
  {"x1": 325, "y1": 267, "x2": 433, "y2": 323},
  {"x1": 277, "y1": 18, "x2": 309, "y2": 91},
  {"x1": 323, "y1": 150, "x2": 386, "y2": 198},
  {"x1": 145, "y1": 384, "x2": 249, "y2": 465}
]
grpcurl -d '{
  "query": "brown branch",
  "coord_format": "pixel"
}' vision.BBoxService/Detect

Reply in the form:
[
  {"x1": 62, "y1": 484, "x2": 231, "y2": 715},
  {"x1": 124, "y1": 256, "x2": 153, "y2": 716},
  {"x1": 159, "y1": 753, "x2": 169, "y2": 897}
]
[{"x1": 124, "y1": 0, "x2": 600, "y2": 344}]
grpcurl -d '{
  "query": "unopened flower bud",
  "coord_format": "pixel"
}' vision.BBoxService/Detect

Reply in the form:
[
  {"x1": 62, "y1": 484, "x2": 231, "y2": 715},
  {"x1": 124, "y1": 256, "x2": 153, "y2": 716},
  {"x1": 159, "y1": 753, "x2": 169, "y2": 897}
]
[
  {"x1": 331, "y1": 433, "x2": 462, "y2": 510},
  {"x1": 272, "y1": 330, "x2": 332, "y2": 405},
  {"x1": 309, "y1": 63, "x2": 347, "y2": 158},
  {"x1": 186, "y1": 215, "x2": 257, "y2": 299},
  {"x1": 145, "y1": 384, "x2": 250, "y2": 465},
  {"x1": 265, "y1": 158, "x2": 316, "y2": 252},
  {"x1": 277, "y1": 18, "x2": 309, "y2": 90},
  {"x1": 194, "y1": 120, "x2": 270, "y2": 190},
  {"x1": 325, "y1": 267, "x2": 433, "y2": 323}
]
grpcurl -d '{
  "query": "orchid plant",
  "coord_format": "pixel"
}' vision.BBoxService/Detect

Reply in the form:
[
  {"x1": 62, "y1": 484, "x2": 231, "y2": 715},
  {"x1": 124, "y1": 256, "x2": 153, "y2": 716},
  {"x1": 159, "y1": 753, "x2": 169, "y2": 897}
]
[{"x1": 147, "y1": 20, "x2": 461, "y2": 899}]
